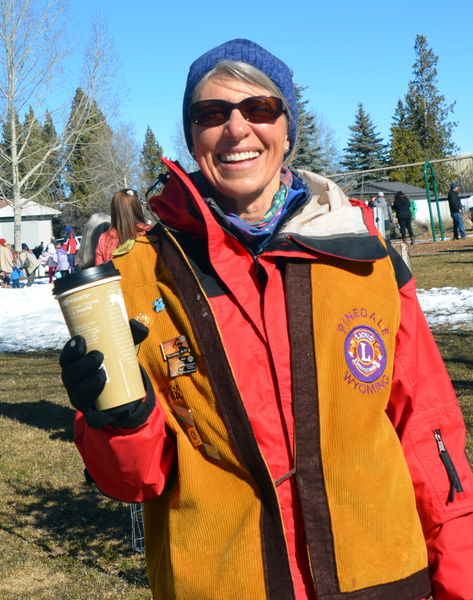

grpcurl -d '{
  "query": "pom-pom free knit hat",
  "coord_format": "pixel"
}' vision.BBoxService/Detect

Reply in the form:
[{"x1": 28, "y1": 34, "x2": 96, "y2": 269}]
[
  {"x1": 182, "y1": 38, "x2": 298, "y2": 154},
  {"x1": 450, "y1": 182, "x2": 459, "y2": 189}
]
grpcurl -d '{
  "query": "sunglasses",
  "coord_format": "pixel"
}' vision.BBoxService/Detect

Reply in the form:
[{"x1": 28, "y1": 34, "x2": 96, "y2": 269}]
[{"x1": 190, "y1": 95, "x2": 284, "y2": 127}]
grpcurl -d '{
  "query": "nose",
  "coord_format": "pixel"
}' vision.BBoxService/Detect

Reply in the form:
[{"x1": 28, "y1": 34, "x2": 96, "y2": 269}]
[{"x1": 223, "y1": 107, "x2": 252, "y2": 141}]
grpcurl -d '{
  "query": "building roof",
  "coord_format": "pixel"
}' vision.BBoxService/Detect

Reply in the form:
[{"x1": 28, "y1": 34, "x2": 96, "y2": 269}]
[
  {"x1": 350, "y1": 181, "x2": 427, "y2": 198},
  {"x1": 0, "y1": 198, "x2": 61, "y2": 218}
]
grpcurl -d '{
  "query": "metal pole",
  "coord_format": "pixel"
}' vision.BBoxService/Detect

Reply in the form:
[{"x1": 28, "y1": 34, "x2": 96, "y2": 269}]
[
  {"x1": 423, "y1": 161, "x2": 445, "y2": 242},
  {"x1": 423, "y1": 162, "x2": 437, "y2": 242}
]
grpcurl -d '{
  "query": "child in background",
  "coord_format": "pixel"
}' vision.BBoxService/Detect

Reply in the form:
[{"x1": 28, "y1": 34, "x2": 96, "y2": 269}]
[
  {"x1": 42, "y1": 238, "x2": 58, "y2": 283},
  {"x1": 55, "y1": 242, "x2": 70, "y2": 278},
  {"x1": 10, "y1": 265, "x2": 23, "y2": 288}
]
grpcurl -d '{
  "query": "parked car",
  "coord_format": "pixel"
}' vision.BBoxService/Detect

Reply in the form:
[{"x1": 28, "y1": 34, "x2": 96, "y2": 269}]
[{"x1": 55, "y1": 235, "x2": 82, "y2": 249}]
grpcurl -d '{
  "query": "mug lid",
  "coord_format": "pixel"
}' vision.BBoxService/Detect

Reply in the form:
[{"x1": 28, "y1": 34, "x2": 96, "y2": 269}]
[{"x1": 53, "y1": 261, "x2": 120, "y2": 296}]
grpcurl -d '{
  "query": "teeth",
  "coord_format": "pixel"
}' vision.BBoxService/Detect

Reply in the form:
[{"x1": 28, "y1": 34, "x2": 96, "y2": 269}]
[{"x1": 221, "y1": 151, "x2": 260, "y2": 162}]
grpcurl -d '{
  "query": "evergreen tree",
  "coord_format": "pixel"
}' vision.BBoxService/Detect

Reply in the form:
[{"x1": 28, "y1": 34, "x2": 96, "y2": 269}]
[
  {"x1": 0, "y1": 108, "x2": 65, "y2": 203},
  {"x1": 341, "y1": 103, "x2": 387, "y2": 178},
  {"x1": 289, "y1": 85, "x2": 324, "y2": 173},
  {"x1": 42, "y1": 111, "x2": 65, "y2": 203},
  {"x1": 388, "y1": 35, "x2": 457, "y2": 187},
  {"x1": 140, "y1": 125, "x2": 165, "y2": 191},
  {"x1": 388, "y1": 100, "x2": 423, "y2": 184},
  {"x1": 0, "y1": 110, "x2": 21, "y2": 194},
  {"x1": 20, "y1": 107, "x2": 49, "y2": 197},
  {"x1": 64, "y1": 87, "x2": 112, "y2": 213},
  {"x1": 404, "y1": 35, "x2": 456, "y2": 159}
]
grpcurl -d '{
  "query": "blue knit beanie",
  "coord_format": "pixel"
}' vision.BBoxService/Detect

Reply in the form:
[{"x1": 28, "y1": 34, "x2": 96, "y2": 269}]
[
  {"x1": 450, "y1": 182, "x2": 459, "y2": 189},
  {"x1": 182, "y1": 38, "x2": 298, "y2": 154}
]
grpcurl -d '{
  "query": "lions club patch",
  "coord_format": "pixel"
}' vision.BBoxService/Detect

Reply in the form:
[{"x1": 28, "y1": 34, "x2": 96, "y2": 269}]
[{"x1": 344, "y1": 326, "x2": 386, "y2": 383}]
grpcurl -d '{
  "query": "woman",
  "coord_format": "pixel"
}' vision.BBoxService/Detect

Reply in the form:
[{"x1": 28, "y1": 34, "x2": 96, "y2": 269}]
[
  {"x1": 76, "y1": 212, "x2": 111, "y2": 269},
  {"x1": 60, "y1": 39, "x2": 473, "y2": 600},
  {"x1": 0, "y1": 238, "x2": 13, "y2": 283},
  {"x1": 393, "y1": 190, "x2": 415, "y2": 244},
  {"x1": 95, "y1": 189, "x2": 150, "y2": 264}
]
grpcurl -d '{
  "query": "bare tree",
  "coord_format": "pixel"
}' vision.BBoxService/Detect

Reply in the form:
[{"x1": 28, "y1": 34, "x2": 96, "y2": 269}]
[
  {"x1": 80, "y1": 121, "x2": 143, "y2": 215},
  {"x1": 172, "y1": 123, "x2": 197, "y2": 173},
  {"x1": 0, "y1": 0, "x2": 114, "y2": 249}
]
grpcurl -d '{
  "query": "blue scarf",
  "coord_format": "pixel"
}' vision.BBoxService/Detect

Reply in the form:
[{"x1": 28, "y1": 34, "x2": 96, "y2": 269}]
[{"x1": 223, "y1": 168, "x2": 307, "y2": 251}]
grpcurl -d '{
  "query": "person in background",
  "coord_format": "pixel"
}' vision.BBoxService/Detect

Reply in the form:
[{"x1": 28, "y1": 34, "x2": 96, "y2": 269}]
[
  {"x1": 32, "y1": 241, "x2": 44, "y2": 259},
  {"x1": 447, "y1": 182, "x2": 465, "y2": 240},
  {"x1": 95, "y1": 189, "x2": 151, "y2": 265},
  {"x1": 76, "y1": 213, "x2": 111, "y2": 269},
  {"x1": 16, "y1": 243, "x2": 39, "y2": 286},
  {"x1": 55, "y1": 242, "x2": 70, "y2": 278},
  {"x1": 393, "y1": 190, "x2": 415, "y2": 244},
  {"x1": 0, "y1": 269, "x2": 9, "y2": 287},
  {"x1": 64, "y1": 226, "x2": 78, "y2": 271},
  {"x1": 0, "y1": 238, "x2": 13, "y2": 285},
  {"x1": 9, "y1": 256, "x2": 23, "y2": 288},
  {"x1": 41, "y1": 237, "x2": 58, "y2": 284},
  {"x1": 59, "y1": 39, "x2": 473, "y2": 600},
  {"x1": 374, "y1": 191, "x2": 393, "y2": 239},
  {"x1": 368, "y1": 193, "x2": 377, "y2": 208}
]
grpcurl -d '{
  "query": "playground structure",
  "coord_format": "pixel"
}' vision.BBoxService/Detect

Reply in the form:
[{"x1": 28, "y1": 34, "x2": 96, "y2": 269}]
[{"x1": 328, "y1": 154, "x2": 473, "y2": 242}]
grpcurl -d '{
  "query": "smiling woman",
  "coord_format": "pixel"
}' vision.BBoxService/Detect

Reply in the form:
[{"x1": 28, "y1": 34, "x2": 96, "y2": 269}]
[
  {"x1": 58, "y1": 38, "x2": 473, "y2": 600},
  {"x1": 190, "y1": 75, "x2": 289, "y2": 221}
]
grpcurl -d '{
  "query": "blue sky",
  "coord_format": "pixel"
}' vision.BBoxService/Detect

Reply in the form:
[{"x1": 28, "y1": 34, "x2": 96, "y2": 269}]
[{"x1": 69, "y1": 0, "x2": 473, "y2": 162}]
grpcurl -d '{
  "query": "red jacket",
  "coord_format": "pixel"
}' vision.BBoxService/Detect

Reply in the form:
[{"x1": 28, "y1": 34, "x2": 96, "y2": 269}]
[
  {"x1": 64, "y1": 235, "x2": 77, "y2": 255},
  {"x1": 74, "y1": 159, "x2": 473, "y2": 600}
]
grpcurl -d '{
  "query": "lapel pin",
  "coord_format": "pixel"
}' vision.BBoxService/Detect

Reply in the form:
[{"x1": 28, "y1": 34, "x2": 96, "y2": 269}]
[{"x1": 153, "y1": 297, "x2": 165, "y2": 312}]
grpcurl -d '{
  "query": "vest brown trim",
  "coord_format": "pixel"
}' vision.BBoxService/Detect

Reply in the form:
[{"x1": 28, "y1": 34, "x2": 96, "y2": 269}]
[
  {"x1": 152, "y1": 225, "x2": 295, "y2": 600},
  {"x1": 287, "y1": 261, "x2": 431, "y2": 600},
  {"x1": 319, "y1": 569, "x2": 431, "y2": 600},
  {"x1": 287, "y1": 260, "x2": 338, "y2": 595}
]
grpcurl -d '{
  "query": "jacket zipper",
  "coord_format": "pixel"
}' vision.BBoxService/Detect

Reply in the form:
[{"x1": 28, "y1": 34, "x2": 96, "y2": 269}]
[{"x1": 433, "y1": 429, "x2": 463, "y2": 504}]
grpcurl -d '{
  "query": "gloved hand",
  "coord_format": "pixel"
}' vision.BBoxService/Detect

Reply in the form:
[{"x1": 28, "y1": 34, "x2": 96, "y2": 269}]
[{"x1": 60, "y1": 319, "x2": 155, "y2": 429}]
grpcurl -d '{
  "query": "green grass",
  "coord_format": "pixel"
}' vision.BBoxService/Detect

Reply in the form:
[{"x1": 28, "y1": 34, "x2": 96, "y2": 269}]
[{"x1": 0, "y1": 247, "x2": 472, "y2": 598}]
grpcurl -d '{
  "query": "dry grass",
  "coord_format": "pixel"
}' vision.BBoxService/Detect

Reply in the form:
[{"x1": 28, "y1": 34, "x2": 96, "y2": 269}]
[
  {"x1": 0, "y1": 352, "x2": 150, "y2": 600},
  {"x1": 406, "y1": 234, "x2": 473, "y2": 289},
  {"x1": 0, "y1": 244, "x2": 472, "y2": 598}
]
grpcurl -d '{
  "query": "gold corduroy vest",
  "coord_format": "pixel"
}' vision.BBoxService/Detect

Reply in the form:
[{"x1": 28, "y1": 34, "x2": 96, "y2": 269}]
[{"x1": 113, "y1": 230, "x2": 430, "y2": 600}]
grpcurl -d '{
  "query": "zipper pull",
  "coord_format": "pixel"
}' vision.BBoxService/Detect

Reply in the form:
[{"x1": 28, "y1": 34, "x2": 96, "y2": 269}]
[
  {"x1": 433, "y1": 429, "x2": 463, "y2": 504},
  {"x1": 433, "y1": 429, "x2": 446, "y2": 452}
]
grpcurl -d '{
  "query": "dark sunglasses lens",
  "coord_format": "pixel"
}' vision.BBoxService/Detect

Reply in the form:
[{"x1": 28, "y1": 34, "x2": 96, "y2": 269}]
[
  {"x1": 240, "y1": 97, "x2": 283, "y2": 122},
  {"x1": 190, "y1": 101, "x2": 229, "y2": 126}
]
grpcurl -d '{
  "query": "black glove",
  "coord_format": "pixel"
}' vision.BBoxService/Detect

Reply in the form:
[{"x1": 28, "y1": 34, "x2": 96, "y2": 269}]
[{"x1": 60, "y1": 319, "x2": 155, "y2": 429}]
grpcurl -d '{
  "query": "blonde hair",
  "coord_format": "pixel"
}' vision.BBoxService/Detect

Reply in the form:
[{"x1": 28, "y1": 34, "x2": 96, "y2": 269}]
[{"x1": 110, "y1": 189, "x2": 145, "y2": 245}]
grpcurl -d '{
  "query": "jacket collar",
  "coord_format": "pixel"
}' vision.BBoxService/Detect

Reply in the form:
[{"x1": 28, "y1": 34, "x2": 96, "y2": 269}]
[{"x1": 149, "y1": 159, "x2": 387, "y2": 262}]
